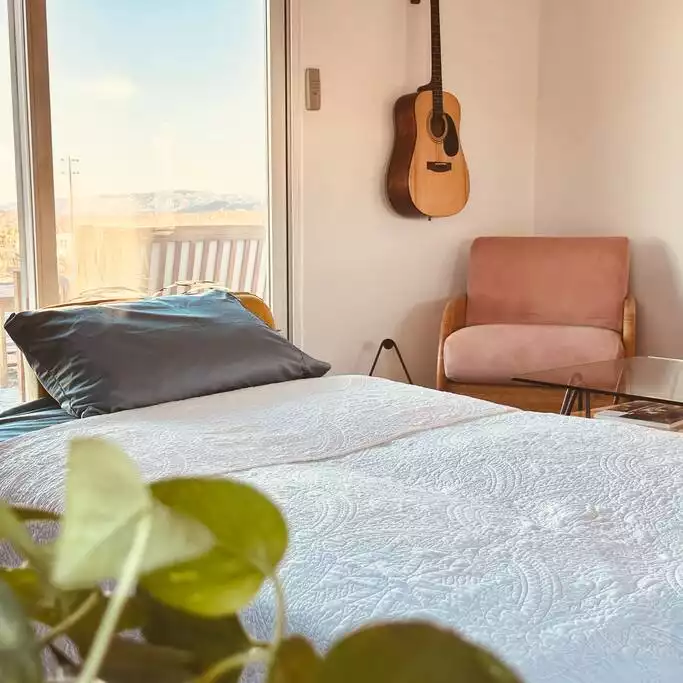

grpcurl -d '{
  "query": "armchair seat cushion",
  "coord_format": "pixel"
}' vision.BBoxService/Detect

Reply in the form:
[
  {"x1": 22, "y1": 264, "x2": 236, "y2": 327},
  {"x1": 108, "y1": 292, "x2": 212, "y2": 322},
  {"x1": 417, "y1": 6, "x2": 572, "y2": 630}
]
[{"x1": 444, "y1": 324, "x2": 624, "y2": 385}]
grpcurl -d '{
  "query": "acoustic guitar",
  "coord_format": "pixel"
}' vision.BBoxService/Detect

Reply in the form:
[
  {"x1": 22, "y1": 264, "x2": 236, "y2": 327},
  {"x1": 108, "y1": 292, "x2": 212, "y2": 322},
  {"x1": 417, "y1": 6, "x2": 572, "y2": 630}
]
[{"x1": 387, "y1": 0, "x2": 470, "y2": 218}]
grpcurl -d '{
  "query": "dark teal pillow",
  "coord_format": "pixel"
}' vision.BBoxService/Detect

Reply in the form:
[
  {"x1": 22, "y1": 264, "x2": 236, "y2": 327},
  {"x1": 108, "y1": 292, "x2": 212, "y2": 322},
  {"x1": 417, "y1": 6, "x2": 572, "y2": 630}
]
[{"x1": 5, "y1": 290, "x2": 330, "y2": 418}]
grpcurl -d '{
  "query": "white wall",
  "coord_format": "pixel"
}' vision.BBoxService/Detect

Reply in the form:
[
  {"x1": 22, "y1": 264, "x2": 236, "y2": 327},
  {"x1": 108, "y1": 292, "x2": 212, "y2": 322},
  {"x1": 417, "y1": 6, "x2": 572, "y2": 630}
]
[
  {"x1": 292, "y1": 0, "x2": 541, "y2": 386},
  {"x1": 536, "y1": 0, "x2": 683, "y2": 357}
]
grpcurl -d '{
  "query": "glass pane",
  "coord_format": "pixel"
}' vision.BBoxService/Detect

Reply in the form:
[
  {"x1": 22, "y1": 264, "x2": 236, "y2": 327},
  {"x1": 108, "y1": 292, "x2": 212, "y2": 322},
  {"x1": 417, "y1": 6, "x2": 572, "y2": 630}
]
[
  {"x1": 47, "y1": 0, "x2": 270, "y2": 303},
  {"x1": 0, "y1": 1, "x2": 23, "y2": 409}
]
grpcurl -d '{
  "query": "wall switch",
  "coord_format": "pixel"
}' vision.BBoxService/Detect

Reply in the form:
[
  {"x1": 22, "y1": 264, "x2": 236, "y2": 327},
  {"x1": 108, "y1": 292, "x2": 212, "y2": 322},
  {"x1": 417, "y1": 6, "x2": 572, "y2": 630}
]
[{"x1": 306, "y1": 68, "x2": 321, "y2": 111}]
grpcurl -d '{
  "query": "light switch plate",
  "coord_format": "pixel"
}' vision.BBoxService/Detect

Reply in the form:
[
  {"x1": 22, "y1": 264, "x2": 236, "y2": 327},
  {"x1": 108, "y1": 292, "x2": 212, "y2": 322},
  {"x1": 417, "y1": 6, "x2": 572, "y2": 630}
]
[{"x1": 306, "y1": 68, "x2": 321, "y2": 111}]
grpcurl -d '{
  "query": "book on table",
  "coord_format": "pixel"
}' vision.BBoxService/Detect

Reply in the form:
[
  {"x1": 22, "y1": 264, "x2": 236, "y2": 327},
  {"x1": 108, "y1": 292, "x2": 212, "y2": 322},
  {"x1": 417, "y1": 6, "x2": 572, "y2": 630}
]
[{"x1": 595, "y1": 400, "x2": 683, "y2": 431}]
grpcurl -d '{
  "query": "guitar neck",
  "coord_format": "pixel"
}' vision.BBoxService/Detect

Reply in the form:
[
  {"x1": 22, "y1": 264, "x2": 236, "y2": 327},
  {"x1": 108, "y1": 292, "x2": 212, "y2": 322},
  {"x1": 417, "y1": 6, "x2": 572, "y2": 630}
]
[{"x1": 430, "y1": 0, "x2": 444, "y2": 114}]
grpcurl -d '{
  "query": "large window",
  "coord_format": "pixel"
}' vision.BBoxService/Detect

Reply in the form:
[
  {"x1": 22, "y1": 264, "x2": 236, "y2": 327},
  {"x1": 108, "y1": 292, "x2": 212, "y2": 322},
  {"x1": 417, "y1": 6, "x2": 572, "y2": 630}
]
[{"x1": 2, "y1": 0, "x2": 288, "y2": 405}]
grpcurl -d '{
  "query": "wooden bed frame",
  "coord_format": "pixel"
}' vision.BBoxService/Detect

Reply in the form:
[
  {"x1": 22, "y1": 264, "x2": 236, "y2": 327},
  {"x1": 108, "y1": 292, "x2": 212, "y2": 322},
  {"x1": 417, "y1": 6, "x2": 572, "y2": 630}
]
[{"x1": 23, "y1": 291, "x2": 276, "y2": 401}]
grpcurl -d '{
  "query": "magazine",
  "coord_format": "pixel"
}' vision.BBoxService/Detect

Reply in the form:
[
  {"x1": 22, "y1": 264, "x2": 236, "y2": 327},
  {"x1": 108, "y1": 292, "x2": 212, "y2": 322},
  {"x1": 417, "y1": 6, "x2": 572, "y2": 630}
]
[{"x1": 595, "y1": 400, "x2": 683, "y2": 431}]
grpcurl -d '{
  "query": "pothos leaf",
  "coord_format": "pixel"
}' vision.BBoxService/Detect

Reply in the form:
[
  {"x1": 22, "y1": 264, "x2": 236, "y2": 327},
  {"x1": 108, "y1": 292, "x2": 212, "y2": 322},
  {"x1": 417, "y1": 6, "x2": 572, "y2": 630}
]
[
  {"x1": 97, "y1": 637, "x2": 194, "y2": 683},
  {"x1": 0, "y1": 579, "x2": 43, "y2": 683},
  {"x1": 319, "y1": 622, "x2": 524, "y2": 683},
  {"x1": 138, "y1": 588, "x2": 250, "y2": 683},
  {"x1": 0, "y1": 566, "x2": 62, "y2": 626},
  {"x1": 269, "y1": 637, "x2": 322, "y2": 683},
  {"x1": 0, "y1": 503, "x2": 50, "y2": 576},
  {"x1": 51, "y1": 438, "x2": 215, "y2": 590},
  {"x1": 143, "y1": 478, "x2": 287, "y2": 616},
  {"x1": 65, "y1": 592, "x2": 145, "y2": 656}
]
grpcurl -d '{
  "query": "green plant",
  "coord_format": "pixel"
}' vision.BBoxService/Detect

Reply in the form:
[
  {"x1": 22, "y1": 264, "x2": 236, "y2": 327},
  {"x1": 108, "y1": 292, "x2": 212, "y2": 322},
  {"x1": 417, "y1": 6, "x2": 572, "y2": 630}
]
[{"x1": 0, "y1": 438, "x2": 523, "y2": 683}]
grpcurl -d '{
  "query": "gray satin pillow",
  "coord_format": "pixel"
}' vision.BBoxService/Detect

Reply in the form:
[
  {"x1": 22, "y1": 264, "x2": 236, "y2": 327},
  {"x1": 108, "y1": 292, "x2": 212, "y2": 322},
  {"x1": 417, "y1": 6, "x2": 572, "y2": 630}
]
[{"x1": 5, "y1": 290, "x2": 331, "y2": 418}]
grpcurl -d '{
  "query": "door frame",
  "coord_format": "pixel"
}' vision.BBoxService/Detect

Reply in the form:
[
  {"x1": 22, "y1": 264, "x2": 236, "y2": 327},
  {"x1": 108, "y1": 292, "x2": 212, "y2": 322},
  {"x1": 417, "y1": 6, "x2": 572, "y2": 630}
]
[
  {"x1": 8, "y1": 0, "x2": 294, "y2": 331},
  {"x1": 268, "y1": 0, "x2": 292, "y2": 336}
]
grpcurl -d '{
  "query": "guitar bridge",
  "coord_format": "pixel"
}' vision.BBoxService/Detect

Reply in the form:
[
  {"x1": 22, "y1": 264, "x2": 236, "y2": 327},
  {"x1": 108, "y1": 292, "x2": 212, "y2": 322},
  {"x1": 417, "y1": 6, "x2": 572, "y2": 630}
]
[{"x1": 427, "y1": 162, "x2": 452, "y2": 173}]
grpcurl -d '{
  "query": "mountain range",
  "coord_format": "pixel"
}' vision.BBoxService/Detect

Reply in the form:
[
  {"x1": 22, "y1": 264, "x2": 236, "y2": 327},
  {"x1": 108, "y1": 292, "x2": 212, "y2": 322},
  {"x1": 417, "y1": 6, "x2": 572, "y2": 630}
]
[{"x1": 0, "y1": 190, "x2": 264, "y2": 215}]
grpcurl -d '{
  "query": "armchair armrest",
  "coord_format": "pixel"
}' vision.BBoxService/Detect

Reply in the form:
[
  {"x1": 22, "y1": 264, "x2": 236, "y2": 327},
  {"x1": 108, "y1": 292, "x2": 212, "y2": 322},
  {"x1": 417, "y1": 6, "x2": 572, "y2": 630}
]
[
  {"x1": 623, "y1": 295, "x2": 637, "y2": 357},
  {"x1": 436, "y1": 295, "x2": 467, "y2": 390}
]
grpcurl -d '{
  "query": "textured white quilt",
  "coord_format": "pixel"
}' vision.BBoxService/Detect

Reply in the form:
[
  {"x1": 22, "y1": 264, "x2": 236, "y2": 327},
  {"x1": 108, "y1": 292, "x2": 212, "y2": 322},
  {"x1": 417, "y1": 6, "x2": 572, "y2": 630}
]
[{"x1": 0, "y1": 376, "x2": 681, "y2": 682}]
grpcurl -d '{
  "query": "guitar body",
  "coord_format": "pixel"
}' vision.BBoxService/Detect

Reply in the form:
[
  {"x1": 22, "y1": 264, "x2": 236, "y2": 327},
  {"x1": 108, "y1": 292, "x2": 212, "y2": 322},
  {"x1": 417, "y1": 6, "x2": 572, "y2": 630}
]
[{"x1": 387, "y1": 89, "x2": 470, "y2": 218}]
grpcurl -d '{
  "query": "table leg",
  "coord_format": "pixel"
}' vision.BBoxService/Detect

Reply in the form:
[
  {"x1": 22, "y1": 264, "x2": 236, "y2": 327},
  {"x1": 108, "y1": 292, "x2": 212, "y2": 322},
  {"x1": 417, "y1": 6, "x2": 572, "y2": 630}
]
[
  {"x1": 585, "y1": 391, "x2": 592, "y2": 418},
  {"x1": 560, "y1": 389, "x2": 578, "y2": 416}
]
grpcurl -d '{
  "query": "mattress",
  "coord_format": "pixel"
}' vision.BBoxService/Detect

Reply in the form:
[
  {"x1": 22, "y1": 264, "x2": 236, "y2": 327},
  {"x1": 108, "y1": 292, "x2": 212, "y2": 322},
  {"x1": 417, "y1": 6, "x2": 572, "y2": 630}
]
[{"x1": 0, "y1": 375, "x2": 681, "y2": 682}]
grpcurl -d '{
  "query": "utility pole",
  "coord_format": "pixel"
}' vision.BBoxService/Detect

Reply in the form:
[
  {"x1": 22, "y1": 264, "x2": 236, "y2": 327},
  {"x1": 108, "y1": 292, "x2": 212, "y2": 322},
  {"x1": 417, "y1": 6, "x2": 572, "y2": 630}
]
[{"x1": 60, "y1": 156, "x2": 80, "y2": 233}]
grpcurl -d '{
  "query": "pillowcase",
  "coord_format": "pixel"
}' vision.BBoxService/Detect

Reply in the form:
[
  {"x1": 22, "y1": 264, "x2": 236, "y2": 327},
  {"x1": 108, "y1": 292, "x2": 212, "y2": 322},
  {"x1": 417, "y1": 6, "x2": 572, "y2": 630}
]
[{"x1": 5, "y1": 290, "x2": 331, "y2": 418}]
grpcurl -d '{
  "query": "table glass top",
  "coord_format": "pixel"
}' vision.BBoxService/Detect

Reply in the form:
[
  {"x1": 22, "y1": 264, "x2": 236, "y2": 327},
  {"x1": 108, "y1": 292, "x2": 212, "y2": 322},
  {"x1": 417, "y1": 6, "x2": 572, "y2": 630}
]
[{"x1": 514, "y1": 356, "x2": 683, "y2": 406}]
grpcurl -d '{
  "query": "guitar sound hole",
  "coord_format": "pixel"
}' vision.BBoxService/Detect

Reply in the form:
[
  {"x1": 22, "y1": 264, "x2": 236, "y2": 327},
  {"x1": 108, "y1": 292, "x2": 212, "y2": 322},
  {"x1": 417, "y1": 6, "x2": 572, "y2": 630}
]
[{"x1": 429, "y1": 113, "x2": 447, "y2": 140}]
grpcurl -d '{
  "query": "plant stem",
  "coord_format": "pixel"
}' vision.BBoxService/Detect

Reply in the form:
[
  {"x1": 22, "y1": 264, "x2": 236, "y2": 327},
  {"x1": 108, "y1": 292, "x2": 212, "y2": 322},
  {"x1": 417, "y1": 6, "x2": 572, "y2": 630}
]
[
  {"x1": 76, "y1": 513, "x2": 152, "y2": 683},
  {"x1": 193, "y1": 647, "x2": 270, "y2": 683},
  {"x1": 39, "y1": 590, "x2": 100, "y2": 647},
  {"x1": 273, "y1": 575, "x2": 286, "y2": 648}
]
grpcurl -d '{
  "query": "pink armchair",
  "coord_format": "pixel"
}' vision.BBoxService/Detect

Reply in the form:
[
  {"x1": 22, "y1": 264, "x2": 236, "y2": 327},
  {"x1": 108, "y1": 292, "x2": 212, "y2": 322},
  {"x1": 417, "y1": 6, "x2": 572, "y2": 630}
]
[{"x1": 437, "y1": 236, "x2": 636, "y2": 412}]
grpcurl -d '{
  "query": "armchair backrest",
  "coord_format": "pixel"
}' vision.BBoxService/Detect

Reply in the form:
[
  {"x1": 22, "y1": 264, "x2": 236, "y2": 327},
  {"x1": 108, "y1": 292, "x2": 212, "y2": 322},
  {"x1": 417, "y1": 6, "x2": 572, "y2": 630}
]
[{"x1": 465, "y1": 236, "x2": 630, "y2": 331}]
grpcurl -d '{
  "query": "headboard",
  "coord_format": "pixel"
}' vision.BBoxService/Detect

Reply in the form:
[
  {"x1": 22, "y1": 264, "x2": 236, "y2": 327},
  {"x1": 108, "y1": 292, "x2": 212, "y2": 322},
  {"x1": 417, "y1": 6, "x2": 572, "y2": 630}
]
[{"x1": 23, "y1": 291, "x2": 276, "y2": 401}]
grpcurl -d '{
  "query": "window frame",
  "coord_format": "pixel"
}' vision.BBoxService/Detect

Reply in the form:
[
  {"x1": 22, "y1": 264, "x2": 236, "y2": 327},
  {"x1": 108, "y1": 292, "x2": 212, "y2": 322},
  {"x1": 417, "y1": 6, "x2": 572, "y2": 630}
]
[{"x1": 8, "y1": 0, "x2": 58, "y2": 310}]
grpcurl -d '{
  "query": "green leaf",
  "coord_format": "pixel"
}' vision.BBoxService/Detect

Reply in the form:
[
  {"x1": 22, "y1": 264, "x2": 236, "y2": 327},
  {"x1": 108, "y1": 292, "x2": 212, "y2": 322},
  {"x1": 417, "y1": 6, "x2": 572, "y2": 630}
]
[
  {"x1": 141, "y1": 547, "x2": 264, "y2": 617},
  {"x1": 11, "y1": 506, "x2": 59, "y2": 522},
  {"x1": 0, "y1": 567, "x2": 62, "y2": 626},
  {"x1": 97, "y1": 637, "x2": 194, "y2": 683},
  {"x1": 66, "y1": 592, "x2": 145, "y2": 656},
  {"x1": 52, "y1": 438, "x2": 215, "y2": 589},
  {"x1": 139, "y1": 588, "x2": 250, "y2": 683},
  {"x1": 0, "y1": 567, "x2": 43, "y2": 608},
  {"x1": 0, "y1": 579, "x2": 43, "y2": 683},
  {"x1": 269, "y1": 637, "x2": 322, "y2": 683},
  {"x1": 319, "y1": 622, "x2": 523, "y2": 683},
  {"x1": 0, "y1": 566, "x2": 144, "y2": 656},
  {"x1": 150, "y1": 479, "x2": 287, "y2": 575},
  {"x1": 143, "y1": 478, "x2": 287, "y2": 616},
  {"x1": 0, "y1": 503, "x2": 50, "y2": 575}
]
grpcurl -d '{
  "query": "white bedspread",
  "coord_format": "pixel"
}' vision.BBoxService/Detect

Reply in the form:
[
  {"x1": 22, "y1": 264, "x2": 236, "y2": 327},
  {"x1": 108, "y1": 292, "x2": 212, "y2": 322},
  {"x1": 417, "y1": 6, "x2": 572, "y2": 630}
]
[{"x1": 0, "y1": 376, "x2": 681, "y2": 682}]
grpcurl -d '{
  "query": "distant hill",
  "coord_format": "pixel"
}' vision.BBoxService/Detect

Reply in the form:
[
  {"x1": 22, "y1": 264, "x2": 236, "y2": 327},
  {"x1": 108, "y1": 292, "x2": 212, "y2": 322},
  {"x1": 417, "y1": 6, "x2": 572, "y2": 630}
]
[{"x1": 0, "y1": 190, "x2": 264, "y2": 215}]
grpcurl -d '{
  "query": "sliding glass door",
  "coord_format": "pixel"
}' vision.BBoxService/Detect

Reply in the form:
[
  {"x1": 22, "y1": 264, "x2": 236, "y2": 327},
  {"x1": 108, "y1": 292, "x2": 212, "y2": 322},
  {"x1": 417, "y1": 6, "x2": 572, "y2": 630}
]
[
  {"x1": 47, "y1": 0, "x2": 280, "y2": 303},
  {"x1": 3, "y1": 0, "x2": 289, "y2": 404}
]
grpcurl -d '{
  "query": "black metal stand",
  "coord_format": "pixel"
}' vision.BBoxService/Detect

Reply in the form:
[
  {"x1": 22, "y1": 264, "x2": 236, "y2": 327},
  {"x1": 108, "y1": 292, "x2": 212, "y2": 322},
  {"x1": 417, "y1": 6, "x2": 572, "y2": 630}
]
[{"x1": 369, "y1": 339, "x2": 414, "y2": 385}]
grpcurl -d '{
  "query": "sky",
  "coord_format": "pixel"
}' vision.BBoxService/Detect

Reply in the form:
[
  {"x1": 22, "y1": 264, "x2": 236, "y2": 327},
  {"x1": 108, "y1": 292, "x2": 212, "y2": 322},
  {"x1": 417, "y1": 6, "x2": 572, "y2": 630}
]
[{"x1": 1, "y1": 0, "x2": 269, "y2": 205}]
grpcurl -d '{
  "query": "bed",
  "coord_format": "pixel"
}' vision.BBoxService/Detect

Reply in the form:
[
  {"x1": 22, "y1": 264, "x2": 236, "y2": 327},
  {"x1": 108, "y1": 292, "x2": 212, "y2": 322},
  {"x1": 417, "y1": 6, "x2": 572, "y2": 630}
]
[
  {"x1": 0, "y1": 290, "x2": 681, "y2": 682},
  {"x1": 0, "y1": 374, "x2": 681, "y2": 682}
]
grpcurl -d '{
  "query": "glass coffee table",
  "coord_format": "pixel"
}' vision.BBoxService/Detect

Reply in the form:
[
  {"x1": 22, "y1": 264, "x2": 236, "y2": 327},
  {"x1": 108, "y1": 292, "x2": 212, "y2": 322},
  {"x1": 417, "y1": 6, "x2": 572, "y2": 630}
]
[{"x1": 514, "y1": 356, "x2": 683, "y2": 416}]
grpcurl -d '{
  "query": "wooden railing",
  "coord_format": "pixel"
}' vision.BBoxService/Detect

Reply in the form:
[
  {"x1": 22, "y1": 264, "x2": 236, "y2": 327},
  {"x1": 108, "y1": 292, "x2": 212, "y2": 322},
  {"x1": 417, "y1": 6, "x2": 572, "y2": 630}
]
[
  {"x1": 60, "y1": 223, "x2": 268, "y2": 300},
  {"x1": 147, "y1": 224, "x2": 267, "y2": 297}
]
